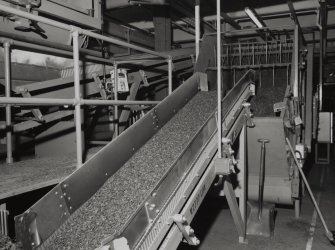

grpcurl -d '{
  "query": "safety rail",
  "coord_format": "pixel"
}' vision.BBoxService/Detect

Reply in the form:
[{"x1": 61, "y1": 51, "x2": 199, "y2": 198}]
[{"x1": 0, "y1": 4, "x2": 173, "y2": 168}]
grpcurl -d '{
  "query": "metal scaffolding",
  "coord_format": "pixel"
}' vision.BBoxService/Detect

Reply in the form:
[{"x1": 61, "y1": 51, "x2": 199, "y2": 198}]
[{"x1": 0, "y1": 4, "x2": 173, "y2": 168}]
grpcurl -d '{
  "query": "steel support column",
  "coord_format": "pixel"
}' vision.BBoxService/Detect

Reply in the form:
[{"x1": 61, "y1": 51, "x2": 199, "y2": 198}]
[
  {"x1": 319, "y1": 25, "x2": 324, "y2": 111},
  {"x1": 72, "y1": 30, "x2": 83, "y2": 168},
  {"x1": 195, "y1": 0, "x2": 200, "y2": 60},
  {"x1": 217, "y1": 0, "x2": 222, "y2": 158},
  {"x1": 305, "y1": 46, "x2": 314, "y2": 152},
  {"x1": 114, "y1": 63, "x2": 119, "y2": 136},
  {"x1": 4, "y1": 42, "x2": 13, "y2": 164},
  {"x1": 293, "y1": 25, "x2": 299, "y2": 98}
]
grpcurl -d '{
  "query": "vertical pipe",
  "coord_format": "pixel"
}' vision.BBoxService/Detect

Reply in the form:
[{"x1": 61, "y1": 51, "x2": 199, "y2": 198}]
[
  {"x1": 319, "y1": 25, "x2": 324, "y2": 111},
  {"x1": 293, "y1": 25, "x2": 299, "y2": 98},
  {"x1": 195, "y1": 0, "x2": 200, "y2": 60},
  {"x1": 114, "y1": 62, "x2": 119, "y2": 136},
  {"x1": 217, "y1": 0, "x2": 222, "y2": 158},
  {"x1": 4, "y1": 42, "x2": 13, "y2": 164},
  {"x1": 72, "y1": 30, "x2": 83, "y2": 168},
  {"x1": 168, "y1": 58, "x2": 173, "y2": 95}
]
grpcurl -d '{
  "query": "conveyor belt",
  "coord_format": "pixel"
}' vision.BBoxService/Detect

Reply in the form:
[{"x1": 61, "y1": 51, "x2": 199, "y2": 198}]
[
  {"x1": 40, "y1": 91, "x2": 217, "y2": 250},
  {"x1": 250, "y1": 85, "x2": 287, "y2": 117}
]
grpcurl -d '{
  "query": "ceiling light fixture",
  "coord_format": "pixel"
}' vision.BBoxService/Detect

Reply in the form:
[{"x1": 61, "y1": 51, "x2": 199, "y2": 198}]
[{"x1": 244, "y1": 7, "x2": 264, "y2": 28}]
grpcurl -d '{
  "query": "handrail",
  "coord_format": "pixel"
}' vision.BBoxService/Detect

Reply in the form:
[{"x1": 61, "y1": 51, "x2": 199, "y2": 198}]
[
  {"x1": 0, "y1": 3, "x2": 174, "y2": 167},
  {"x1": 0, "y1": 97, "x2": 160, "y2": 106}
]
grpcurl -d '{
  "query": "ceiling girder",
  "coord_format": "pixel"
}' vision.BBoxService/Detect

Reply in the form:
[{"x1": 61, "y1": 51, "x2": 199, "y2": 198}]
[{"x1": 221, "y1": 12, "x2": 241, "y2": 30}]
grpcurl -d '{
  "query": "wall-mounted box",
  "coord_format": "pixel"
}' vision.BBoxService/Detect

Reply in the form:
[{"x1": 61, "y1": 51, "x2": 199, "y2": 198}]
[{"x1": 317, "y1": 112, "x2": 333, "y2": 143}]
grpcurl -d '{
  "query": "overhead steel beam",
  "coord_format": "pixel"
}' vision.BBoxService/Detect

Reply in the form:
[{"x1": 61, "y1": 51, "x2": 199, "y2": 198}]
[
  {"x1": 221, "y1": 12, "x2": 241, "y2": 30},
  {"x1": 103, "y1": 13, "x2": 155, "y2": 49},
  {"x1": 287, "y1": 0, "x2": 307, "y2": 45},
  {"x1": 172, "y1": 21, "x2": 195, "y2": 35}
]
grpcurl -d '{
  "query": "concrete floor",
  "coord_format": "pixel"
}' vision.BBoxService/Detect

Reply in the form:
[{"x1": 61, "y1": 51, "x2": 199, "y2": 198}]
[{"x1": 178, "y1": 163, "x2": 335, "y2": 250}]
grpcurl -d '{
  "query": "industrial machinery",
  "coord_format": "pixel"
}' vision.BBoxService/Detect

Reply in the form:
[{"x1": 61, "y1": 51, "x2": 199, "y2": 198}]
[
  {"x1": 9, "y1": 27, "x2": 311, "y2": 250},
  {"x1": 0, "y1": 0, "x2": 332, "y2": 249}
]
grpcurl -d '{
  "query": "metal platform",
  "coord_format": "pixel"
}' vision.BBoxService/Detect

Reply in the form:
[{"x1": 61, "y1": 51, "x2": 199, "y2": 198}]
[{"x1": 0, "y1": 147, "x2": 101, "y2": 200}]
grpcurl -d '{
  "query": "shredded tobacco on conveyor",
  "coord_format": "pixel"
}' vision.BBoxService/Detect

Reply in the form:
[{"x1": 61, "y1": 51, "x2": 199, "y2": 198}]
[
  {"x1": 41, "y1": 91, "x2": 217, "y2": 250},
  {"x1": 250, "y1": 85, "x2": 287, "y2": 117}
]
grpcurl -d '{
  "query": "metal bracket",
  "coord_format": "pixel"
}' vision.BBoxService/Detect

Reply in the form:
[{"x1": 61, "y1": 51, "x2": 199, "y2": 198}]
[
  {"x1": 145, "y1": 201, "x2": 158, "y2": 222},
  {"x1": 16, "y1": 212, "x2": 41, "y2": 249},
  {"x1": 214, "y1": 158, "x2": 232, "y2": 176},
  {"x1": 172, "y1": 214, "x2": 200, "y2": 246},
  {"x1": 222, "y1": 137, "x2": 238, "y2": 170},
  {"x1": 214, "y1": 138, "x2": 238, "y2": 188},
  {"x1": 18, "y1": 88, "x2": 44, "y2": 122}
]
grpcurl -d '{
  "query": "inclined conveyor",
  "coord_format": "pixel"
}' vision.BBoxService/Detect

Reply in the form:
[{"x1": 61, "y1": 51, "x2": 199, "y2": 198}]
[{"x1": 14, "y1": 71, "x2": 255, "y2": 250}]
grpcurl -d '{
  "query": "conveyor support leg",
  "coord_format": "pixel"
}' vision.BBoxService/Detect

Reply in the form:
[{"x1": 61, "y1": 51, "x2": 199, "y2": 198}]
[{"x1": 224, "y1": 177, "x2": 247, "y2": 243}]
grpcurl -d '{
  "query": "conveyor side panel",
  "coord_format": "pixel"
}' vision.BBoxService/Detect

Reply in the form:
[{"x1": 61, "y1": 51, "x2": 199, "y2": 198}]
[{"x1": 14, "y1": 72, "x2": 201, "y2": 250}]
